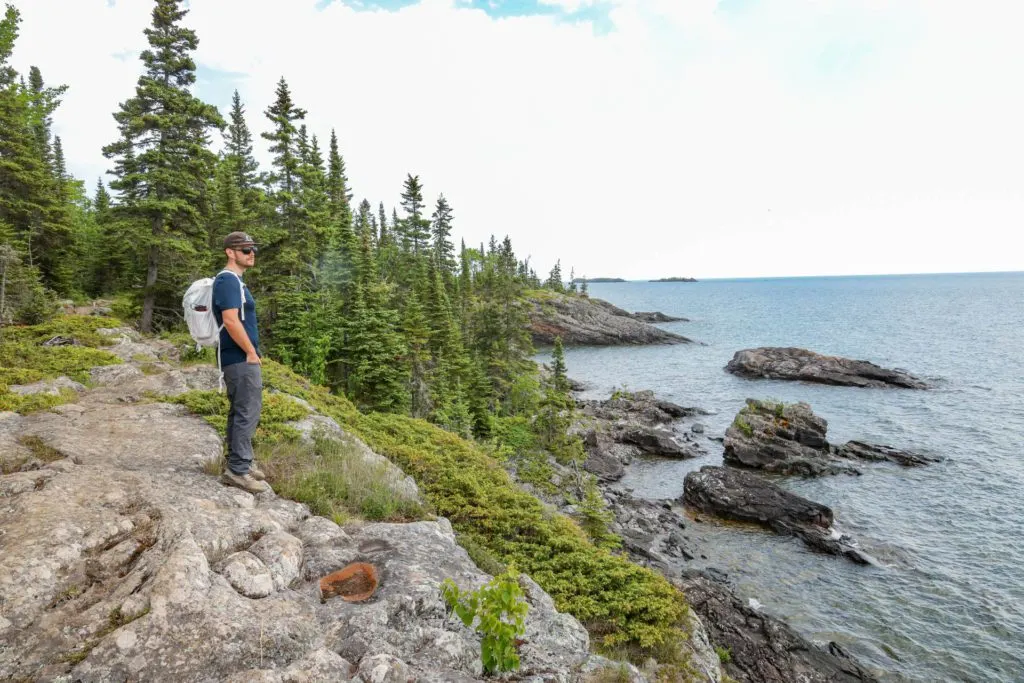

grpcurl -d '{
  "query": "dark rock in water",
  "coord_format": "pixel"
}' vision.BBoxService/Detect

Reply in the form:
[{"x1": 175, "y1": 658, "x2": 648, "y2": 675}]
[
  {"x1": 690, "y1": 423, "x2": 705, "y2": 434},
  {"x1": 565, "y1": 376, "x2": 588, "y2": 392},
  {"x1": 676, "y1": 570, "x2": 879, "y2": 683},
  {"x1": 527, "y1": 292, "x2": 694, "y2": 346},
  {"x1": 631, "y1": 311, "x2": 690, "y2": 323},
  {"x1": 724, "y1": 399, "x2": 858, "y2": 476},
  {"x1": 576, "y1": 390, "x2": 705, "y2": 476},
  {"x1": 724, "y1": 399, "x2": 936, "y2": 477},
  {"x1": 578, "y1": 389, "x2": 706, "y2": 426},
  {"x1": 682, "y1": 466, "x2": 871, "y2": 564},
  {"x1": 683, "y1": 465, "x2": 832, "y2": 529},
  {"x1": 726, "y1": 347, "x2": 929, "y2": 389},
  {"x1": 834, "y1": 440, "x2": 939, "y2": 467},
  {"x1": 618, "y1": 425, "x2": 697, "y2": 458}
]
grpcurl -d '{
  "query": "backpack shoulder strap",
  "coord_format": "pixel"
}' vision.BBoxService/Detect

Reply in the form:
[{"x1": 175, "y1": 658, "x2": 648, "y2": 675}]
[{"x1": 215, "y1": 270, "x2": 247, "y2": 322}]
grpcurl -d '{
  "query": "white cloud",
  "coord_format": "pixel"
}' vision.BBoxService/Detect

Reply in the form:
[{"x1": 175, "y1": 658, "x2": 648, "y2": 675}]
[{"x1": 14, "y1": 0, "x2": 1024, "y2": 278}]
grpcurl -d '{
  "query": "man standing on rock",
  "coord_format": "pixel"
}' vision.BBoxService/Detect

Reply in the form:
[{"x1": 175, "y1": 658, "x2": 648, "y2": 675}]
[{"x1": 212, "y1": 232, "x2": 269, "y2": 494}]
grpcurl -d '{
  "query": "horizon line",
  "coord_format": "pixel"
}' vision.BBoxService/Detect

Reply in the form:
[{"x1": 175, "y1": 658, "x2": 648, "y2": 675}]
[{"x1": 577, "y1": 269, "x2": 1024, "y2": 282}]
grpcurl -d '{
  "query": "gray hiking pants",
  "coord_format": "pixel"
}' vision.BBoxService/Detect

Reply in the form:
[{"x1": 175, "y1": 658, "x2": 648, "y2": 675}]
[{"x1": 224, "y1": 362, "x2": 262, "y2": 475}]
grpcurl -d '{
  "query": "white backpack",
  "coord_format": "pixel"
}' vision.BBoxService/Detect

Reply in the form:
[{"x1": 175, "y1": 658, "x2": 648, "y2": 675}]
[{"x1": 183, "y1": 270, "x2": 245, "y2": 391}]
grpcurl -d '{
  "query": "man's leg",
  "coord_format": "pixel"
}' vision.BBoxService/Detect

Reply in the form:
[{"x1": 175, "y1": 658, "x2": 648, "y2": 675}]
[
  {"x1": 224, "y1": 371, "x2": 237, "y2": 466},
  {"x1": 226, "y1": 363, "x2": 262, "y2": 475}
]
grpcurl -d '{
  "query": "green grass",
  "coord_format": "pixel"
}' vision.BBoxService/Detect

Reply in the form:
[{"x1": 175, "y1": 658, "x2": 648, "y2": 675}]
[
  {"x1": 167, "y1": 389, "x2": 309, "y2": 445},
  {"x1": 0, "y1": 315, "x2": 123, "y2": 413},
  {"x1": 716, "y1": 646, "x2": 732, "y2": 664},
  {"x1": 17, "y1": 435, "x2": 65, "y2": 462},
  {"x1": 259, "y1": 435, "x2": 427, "y2": 524}
]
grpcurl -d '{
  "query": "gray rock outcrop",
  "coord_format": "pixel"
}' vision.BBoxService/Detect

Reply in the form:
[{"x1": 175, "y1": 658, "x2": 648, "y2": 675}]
[
  {"x1": 724, "y1": 399, "x2": 853, "y2": 476},
  {"x1": 528, "y1": 293, "x2": 693, "y2": 346},
  {"x1": 575, "y1": 391, "x2": 707, "y2": 481},
  {"x1": 726, "y1": 347, "x2": 928, "y2": 389},
  {"x1": 724, "y1": 399, "x2": 936, "y2": 476},
  {"x1": 0, "y1": 351, "x2": 618, "y2": 682},
  {"x1": 682, "y1": 466, "x2": 871, "y2": 564}
]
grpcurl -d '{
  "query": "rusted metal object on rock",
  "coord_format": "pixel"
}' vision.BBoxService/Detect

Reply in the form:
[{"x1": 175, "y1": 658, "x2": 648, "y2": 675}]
[{"x1": 319, "y1": 562, "x2": 379, "y2": 603}]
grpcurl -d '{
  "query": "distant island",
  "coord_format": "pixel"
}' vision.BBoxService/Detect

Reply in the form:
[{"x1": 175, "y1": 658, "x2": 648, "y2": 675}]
[
  {"x1": 649, "y1": 277, "x2": 698, "y2": 283},
  {"x1": 572, "y1": 277, "x2": 626, "y2": 283}
]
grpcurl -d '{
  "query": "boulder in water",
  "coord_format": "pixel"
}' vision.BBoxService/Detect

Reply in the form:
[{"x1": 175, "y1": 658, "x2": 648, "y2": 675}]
[
  {"x1": 682, "y1": 465, "x2": 871, "y2": 565},
  {"x1": 726, "y1": 347, "x2": 929, "y2": 389}
]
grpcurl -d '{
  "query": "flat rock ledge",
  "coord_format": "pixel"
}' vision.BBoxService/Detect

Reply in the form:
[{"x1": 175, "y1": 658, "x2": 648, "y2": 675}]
[
  {"x1": 726, "y1": 347, "x2": 929, "y2": 389},
  {"x1": 682, "y1": 466, "x2": 872, "y2": 564},
  {"x1": 724, "y1": 399, "x2": 936, "y2": 476},
  {"x1": 528, "y1": 292, "x2": 693, "y2": 346}
]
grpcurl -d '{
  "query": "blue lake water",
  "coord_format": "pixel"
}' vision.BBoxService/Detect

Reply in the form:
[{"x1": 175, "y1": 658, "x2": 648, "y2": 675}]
[{"x1": 554, "y1": 273, "x2": 1024, "y2": 682}]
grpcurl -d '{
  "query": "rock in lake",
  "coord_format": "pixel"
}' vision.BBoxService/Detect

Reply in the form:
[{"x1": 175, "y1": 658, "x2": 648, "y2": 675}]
[
  {"x1": 834, "y1": 440, "x2": 940, "y2": 467},
  {"x1": 576, "y1": 390, "x2": 706, "y2": 481},
  {"x1": 632, "y1": 311, "x2": 690, "y2": 323},
  {"x1": 682, "y1": 466, "x2": 871, "y2": 565},
  {"x1": 726, "y1": 347, "x2": 928, "y2": 389},
  {"x1": 724, "y1": 399, "x2": 856, "y2": 476},
  {"x1": 724, "y1": 399, "x2": 936, "y2": 475},
  {"x1": 676, "y1": 570, "x2": 879, "y2": 683},
  {"x1": 528, "y1": 291, "x2": 694, "y2": 346}
]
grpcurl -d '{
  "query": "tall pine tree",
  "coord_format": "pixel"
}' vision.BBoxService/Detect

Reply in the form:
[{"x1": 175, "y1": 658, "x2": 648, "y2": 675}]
[{"x1": 102, "y1": 0, "x2": 224, "y2": 331}]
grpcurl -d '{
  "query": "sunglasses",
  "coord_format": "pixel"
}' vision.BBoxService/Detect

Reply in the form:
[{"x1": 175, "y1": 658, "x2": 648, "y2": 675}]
[{"x1": 234, "y1": 246, "x2": 257, "y2": 255}]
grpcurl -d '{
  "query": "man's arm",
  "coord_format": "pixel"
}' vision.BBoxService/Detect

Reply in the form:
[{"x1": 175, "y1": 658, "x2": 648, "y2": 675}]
[{"x1": 222, "y1": 308, "x2": 261, "y2": 365}]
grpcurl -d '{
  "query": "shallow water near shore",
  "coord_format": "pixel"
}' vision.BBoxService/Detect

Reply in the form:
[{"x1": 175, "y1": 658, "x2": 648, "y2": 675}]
[{"x1": 552, "y1": 272, "x2": 1024, "y2": 682}]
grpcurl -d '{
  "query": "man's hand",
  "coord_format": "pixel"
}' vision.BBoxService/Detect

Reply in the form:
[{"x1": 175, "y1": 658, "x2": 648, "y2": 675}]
[{"x1": 246, "y1": 351, "x2": 262, "y2": 365}]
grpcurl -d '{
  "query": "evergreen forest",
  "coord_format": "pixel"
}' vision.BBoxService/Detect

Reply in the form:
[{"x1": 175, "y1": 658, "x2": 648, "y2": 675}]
[{"x1": 0, "y1": 0, "x2": 589, "y2": 446}]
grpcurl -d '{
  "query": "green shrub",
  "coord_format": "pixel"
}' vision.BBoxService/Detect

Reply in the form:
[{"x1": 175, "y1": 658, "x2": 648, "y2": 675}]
[
  {"x1": 732, "y1": 417, "x2": 753, "y2": 437},
  {"x1": 716, "y1": 646, "x2": 732, "y2": 664},
  {"x1": 442, "y1": 570, "x2": 528, "y2": 674}
]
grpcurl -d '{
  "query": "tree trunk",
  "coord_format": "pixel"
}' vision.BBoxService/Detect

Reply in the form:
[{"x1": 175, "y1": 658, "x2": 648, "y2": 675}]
[{"x1": 140, "y1": 221, "x2": 160, "y2": 333}]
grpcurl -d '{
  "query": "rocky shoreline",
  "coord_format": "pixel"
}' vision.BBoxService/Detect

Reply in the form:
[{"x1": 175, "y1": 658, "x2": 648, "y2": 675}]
[
  {"x1": 527, "y1": 292, "x2": 694, "y2": 346},
  {"x1": 570, "y1": 389, "x2": 884, "y2": 680}
]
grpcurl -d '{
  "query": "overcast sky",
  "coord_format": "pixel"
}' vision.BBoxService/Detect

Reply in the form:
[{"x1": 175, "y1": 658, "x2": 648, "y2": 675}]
[{"x1": 15, "y1": 0, "x2": 1024, "y2": 279}]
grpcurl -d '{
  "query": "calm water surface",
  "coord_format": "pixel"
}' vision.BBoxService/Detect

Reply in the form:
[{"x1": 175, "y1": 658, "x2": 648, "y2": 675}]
[{"x1": 555, "y1": 273, "x2": 1024, "y2": 682}]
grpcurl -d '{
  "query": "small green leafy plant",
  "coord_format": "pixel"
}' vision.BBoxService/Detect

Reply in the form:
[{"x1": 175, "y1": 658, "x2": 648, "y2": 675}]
[{"x1": 441, "y1": 570, "x2": 529, "y2": 674}]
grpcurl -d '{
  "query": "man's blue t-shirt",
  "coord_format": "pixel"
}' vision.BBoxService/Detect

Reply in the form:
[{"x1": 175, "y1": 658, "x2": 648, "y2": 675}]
[{"x1": 212, "y1": 271, "x2": 259, "y2": 367}]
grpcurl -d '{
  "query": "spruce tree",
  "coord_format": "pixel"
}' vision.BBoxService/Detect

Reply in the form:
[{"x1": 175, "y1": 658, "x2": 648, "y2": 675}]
[
  {"x1": 26, "y1": 65, "x2": 55, "y2": 167},
  {"x1": 261, "y1": 76, "x2": 306, "y2": 278},
  {"x1": 101, "y1": 0, "x2": 224, "y2": 331},
  {"x1": 399, "y1": 174, "x2": 430, "y2": 256},
  {"x1": 546, "y1": 259, "x2": 563, "y2": 292},
  {"x1": 51, "y1": 135, "x2": 67, "y2": 200},
  {"x1": 225, "y1": 90, "x2": 259, "y2": 192},
  {"x1": 326, "y1": 129, "x2": 353, "y2": 242},
  {"x1": 430, "y1": 194, "x2": 455, "y2": 276},
  {"x1": 0, "y1": 7, "x2": 74, "y2": 293}
]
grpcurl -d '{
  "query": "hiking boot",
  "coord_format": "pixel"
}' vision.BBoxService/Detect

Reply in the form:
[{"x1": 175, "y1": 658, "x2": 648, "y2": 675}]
[
  {"x1": 221, "y1": 470, "x2": 269, "y2": 494},
  {"x1": 248, "y1": 463, "x2": 266, "y2": 481}
]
